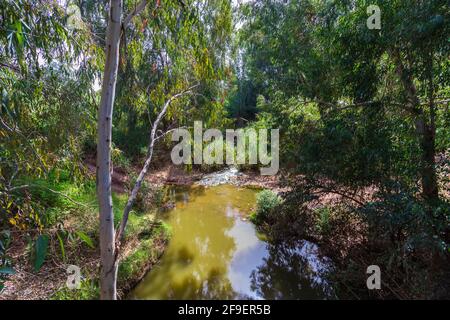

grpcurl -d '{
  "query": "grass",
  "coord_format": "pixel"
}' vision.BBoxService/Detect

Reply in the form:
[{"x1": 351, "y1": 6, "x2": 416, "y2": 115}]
[
  {"x1": 12, "y1": 169, "x2": 170, "y2": 300},
  {"x1": 51, "y1": 279, "x2": 100, "y2": 300},
  {"x1": 117, "y1": 215, "x2": 170, "y2": 296}
]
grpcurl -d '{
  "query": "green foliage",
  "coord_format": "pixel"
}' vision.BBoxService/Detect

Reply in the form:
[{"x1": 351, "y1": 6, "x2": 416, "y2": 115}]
[
  {"x1": 350, "y1": 188, "x2": 450, "y2": 298},
  {"x1": 237, "y1": 0, "x2": 449, "y2": 298},
  {"x1": 157, "y1": 221, "x2": 172, "y2": 239},
  {"x1": 33, "y1": 234, "x2": 49, "y2": 271},
  {"x1": 127, "y1": 176, "x2": 166, "y2": 213},
  {"x1": 360, "y1": 185, "x2": 449, "y2": 256},
  {"x1": 51, "y1": 279, "x2": 99, "y2": 300},
  {"x1": 112, "y1": 0, "x2": 234, "y2": 159},
  {"x1": 111, "y1": 146, "x2": 132, "y2": 171},
  {"x1": 75, "y1": 231, "x2": 95, "y2": 249},
  {"x1": 0, "y1": 0, "x2": 234, "y2": 299},
  {"x1": 56, "y1": 231, "x2": 66, "y2": 263},
  {"x1": 251, "y1": 190, "x2": 282, "y2": 225},
  {"x1": 0, "y1": 0, "x2": 98, "y2": 238},
  {"x1": 315, "y1": 207, "x2": 331, "y2": 235},
  {"x1": 117, "y1": 218, "x2": 169, "y2": 292},
  {"x1": 435, "y1": 102, "x2": 450, "y2": 152},
  {"x1": 0, "y1": 0, "x2": 447, "y2": 300},
  {"x1": 43, "y1": 180, "x2": 171, "y2": 299},
  {"x1": 0, "y1": 230, "x2": 13, "y2": 292},
  {"x1": 118, "y1": 238, "x2": 154, "y2": 284}
]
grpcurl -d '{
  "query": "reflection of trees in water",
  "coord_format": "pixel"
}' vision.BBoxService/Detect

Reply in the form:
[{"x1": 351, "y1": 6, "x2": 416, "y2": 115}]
[
  {"x1": 169, "y1": 185, "x2": 206, "y2": 203},
  {"x1": 166, "y1": 267, "x2": 237, "y2": 300},
  {"x1": 250, "y1": 242, "x2": 333, "y2": 300},
  {"x1": 134, "y1": 185, "x2": 241, "y2": 299},
  {"x1": 134, "y1": 246, "x2": 238, "y2": 299},
  {"x1": 156, "y1": 186, "x2": 207, "y2": 219},
  {"x1": 136, "y1": 186, "x2": 336, "y2": 300}
]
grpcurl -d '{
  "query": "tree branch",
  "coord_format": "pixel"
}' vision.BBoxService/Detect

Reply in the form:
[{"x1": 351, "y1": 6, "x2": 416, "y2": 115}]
[
  {"x1": 123, "y1": 0, "x2": 187, "y2": 28},
  {"x1": 0, "y1": 62, "x2": 21, "y2": 73},
  {"x1": 0, "y1": 116, "x2": 48, "y2": 174},
  {"x1": 115, "y1": 84, "x2": 198, "y2": 250},
  {"x1": 123, "y1": 0, "x2": 152, "y2": 27},
  {"x1": 154, "y1": 127, "x2": 186, "y2": 142},
  {"x1": 2, "y1": 184, "x2": 88, "y2": 207}
]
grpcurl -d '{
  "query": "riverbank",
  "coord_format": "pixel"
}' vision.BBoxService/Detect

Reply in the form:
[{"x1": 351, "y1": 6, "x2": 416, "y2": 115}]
[
  {"x1": 0, "y1": 161, "x2": 286, "y2": 300},
  {"x1": 2, "y1": 161, "x2": 384, "y2": 300},
  {"x1": 0, "y1": 170, "x2": 170, "y2": 300}
]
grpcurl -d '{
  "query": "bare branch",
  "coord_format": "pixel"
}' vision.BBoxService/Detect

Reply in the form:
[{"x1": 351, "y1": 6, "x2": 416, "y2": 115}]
[
  {"x1": 3, "y1": 184, "x2": 88, "y2": 207},
  {"x1": 154, "y1": 127, "x2": 184, "y2": 142},
  {"x1": 115, "y1": 84, "x2": 198, "y2": 249},
  {"x1": 8, "y1": 163, "x2": 19, "y2": 189},
  {"x1": 0, "y1": 62, "x2": 20, "y2": 73},
  {"x1": 123, "y1": 0, "x2": 150, "y2": 27}
]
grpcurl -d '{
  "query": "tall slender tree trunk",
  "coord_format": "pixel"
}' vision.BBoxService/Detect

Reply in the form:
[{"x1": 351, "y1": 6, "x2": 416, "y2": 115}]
[
  {"x1": 418, "y1": 121, "x2": 438, "y2": 201},
  {"x1": 392, "y1": 50, "x2": 439, "y2": 203},
  {"x1": 97, "y1": 0, "x2": 123, "y2": 300}
]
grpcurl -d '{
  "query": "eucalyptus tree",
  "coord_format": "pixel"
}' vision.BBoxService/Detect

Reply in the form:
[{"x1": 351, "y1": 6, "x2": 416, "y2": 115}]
[
  {"x1": 0, "y1": 0, "x2": 97, "y2": 229},
  {"x1": 236, "y1": 0, "x2": 449, "y2": 298},
  {"x1": 238, "y1": 0, "x2": 449, "y2": 203},
  {"x1": 319, "y1": 0, "x2": 449, "y2": 202},
  {"x1": 96, "y1": 0, "x2": 232, "y2": 299}
]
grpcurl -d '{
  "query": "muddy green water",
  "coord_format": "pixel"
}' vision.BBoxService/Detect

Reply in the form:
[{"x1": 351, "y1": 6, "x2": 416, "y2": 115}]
[{"x1": 130, "y1": 184, "x2": 332, "y2": 300}]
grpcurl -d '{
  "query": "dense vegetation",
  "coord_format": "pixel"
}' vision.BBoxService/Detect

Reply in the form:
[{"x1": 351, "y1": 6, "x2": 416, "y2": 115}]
[
  {"x1": 0, "y1": 0, "x2": 233, "y2": 298},
  {"x1": 236, "y1": 0, "x2": 449, "y2": 299},
  {"x1": 1, "y1": 0, "x2": 449, "y2": 299}
]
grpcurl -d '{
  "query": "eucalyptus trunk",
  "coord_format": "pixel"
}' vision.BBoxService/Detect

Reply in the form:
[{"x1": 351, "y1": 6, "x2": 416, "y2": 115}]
[
  {"x1": 392, "y1": 50, "x2": 439, "y2": 203},
  {"x1": 97, "y1": 0, "x2": 123, "y2": 300}
]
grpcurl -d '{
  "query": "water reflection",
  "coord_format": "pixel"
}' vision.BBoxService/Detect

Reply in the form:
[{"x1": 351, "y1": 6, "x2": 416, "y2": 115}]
[
  {"x1": 250, "y1": 241, "x2": 334, "y2": 300},
  {"x1": 130, "y1": 185, "x2": 332, "y2": 300}
]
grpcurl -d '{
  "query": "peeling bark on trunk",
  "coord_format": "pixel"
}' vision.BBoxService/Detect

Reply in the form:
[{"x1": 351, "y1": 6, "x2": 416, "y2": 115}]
[{"x1": 97, "y1": 0, "x2": 123, "y2": 300}]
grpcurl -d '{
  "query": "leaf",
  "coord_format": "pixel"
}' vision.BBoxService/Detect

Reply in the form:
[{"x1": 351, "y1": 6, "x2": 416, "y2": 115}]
[
  {"x1": 34, "y1": 235, "x2": 49, "y2": 272},
  {"x1": 75, "y1": 231, "x2": 95, "y2": 249},
  {"x1": 0, "y1": 267, "x2": 16, "y2": 275},
  {"x1": 56, "y1": 232, "x2": 66, "y2": 262},
  {"x1": 13, "y1": 20, "x2": 24, "y2": 50}
]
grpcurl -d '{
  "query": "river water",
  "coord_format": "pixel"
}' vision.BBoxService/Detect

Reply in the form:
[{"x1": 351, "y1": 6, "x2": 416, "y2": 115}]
[{"x1": 129, "y1": 183, "x2": 333, "y2": 300}]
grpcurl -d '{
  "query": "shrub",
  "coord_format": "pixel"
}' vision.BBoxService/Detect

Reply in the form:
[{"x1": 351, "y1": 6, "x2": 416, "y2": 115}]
[
  {"x1": 251, "y1": 190, "x2": 282, "y2": 225},
  {"x1": 130, "y1": 176, "x2": 166, "y2": 213},
  {"x1": 315, "y1": 207, "x2": 332, "y2": 235}
]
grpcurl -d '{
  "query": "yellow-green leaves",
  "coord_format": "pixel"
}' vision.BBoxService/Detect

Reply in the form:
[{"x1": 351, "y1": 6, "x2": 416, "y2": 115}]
[{"x1": 75, "y1": 231, "x2": 95, "y2": 249}]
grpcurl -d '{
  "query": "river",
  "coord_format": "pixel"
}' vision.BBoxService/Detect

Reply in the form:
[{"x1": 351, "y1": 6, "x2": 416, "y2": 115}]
[{"x1": 129, "y1": 179, "x2": 333, "y2": 299}]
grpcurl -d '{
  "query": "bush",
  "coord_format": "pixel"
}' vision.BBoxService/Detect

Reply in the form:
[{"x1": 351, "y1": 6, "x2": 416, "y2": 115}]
[
  {"x1": 315, "y1": 207, "x2": 332, "y2": 235},
  {"x1": 251, "y1": 190, "x2": 282, "y2": 225},
  {"x1": 129, "y1": 175, "x2": 166, "y2": 213}
]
